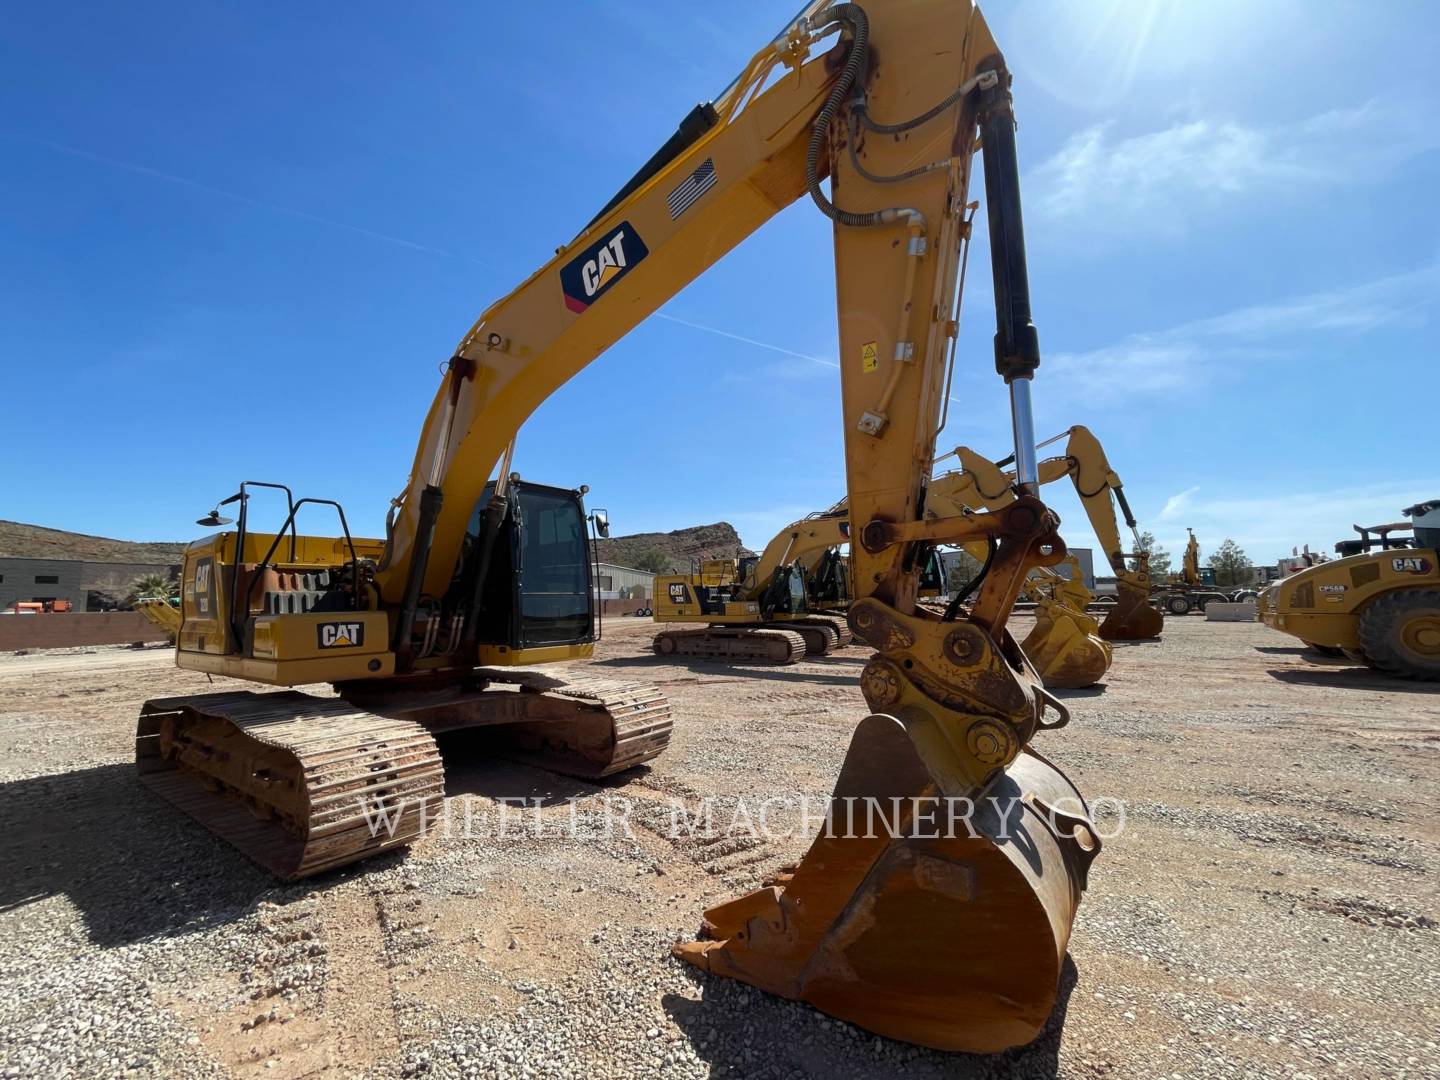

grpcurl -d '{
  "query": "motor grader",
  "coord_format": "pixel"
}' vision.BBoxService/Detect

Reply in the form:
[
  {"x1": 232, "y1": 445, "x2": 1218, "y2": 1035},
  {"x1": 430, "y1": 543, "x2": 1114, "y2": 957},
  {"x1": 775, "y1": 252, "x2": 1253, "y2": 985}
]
[
  {"x1": 138, "y1": 0, "x2": 1102, "y2": 1052},
  {"x1": 1259, "y1": 499, "x2": 1439, "y2": 679}
]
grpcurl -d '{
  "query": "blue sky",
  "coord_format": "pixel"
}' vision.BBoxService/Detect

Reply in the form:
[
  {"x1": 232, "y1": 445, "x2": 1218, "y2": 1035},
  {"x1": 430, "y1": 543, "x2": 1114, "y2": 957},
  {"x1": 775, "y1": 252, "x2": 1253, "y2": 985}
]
[{"x1": 2, "y1": 1, "x2": 1437, "y2": 570}]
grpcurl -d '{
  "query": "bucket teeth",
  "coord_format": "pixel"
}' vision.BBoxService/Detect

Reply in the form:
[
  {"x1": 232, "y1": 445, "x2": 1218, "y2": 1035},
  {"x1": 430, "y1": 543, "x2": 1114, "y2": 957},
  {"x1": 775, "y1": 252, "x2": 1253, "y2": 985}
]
[{"x1": 674, "y1": 713, "x2": 1097, "y2": 1054}]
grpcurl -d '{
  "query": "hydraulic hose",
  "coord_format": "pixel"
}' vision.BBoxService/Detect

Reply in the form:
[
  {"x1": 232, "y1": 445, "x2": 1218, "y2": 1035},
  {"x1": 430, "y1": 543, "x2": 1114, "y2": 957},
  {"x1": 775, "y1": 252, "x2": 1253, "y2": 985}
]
[
  {"x1": 944, "y1": 536, "x2": 997, "y2": 621},
  {"x1": 857, "y1": 83, "x2": 969, "y2": 134},
  {"x1": 804, "y1": 4, "x2": 884, "y2": 227}
]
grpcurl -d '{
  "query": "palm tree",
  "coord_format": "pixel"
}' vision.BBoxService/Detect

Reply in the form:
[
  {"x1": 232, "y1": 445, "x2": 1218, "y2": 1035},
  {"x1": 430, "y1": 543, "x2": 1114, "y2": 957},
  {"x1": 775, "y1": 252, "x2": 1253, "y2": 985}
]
[{"x1": 129, "y1": 573, "x2": 179, "y2": 606}]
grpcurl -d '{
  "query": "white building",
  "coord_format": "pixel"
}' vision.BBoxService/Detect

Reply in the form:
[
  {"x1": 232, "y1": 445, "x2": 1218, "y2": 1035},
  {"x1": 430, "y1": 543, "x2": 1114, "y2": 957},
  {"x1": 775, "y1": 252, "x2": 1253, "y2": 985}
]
[{"x1": 593, "y1": 562, "x2": 654, "y2": 601}]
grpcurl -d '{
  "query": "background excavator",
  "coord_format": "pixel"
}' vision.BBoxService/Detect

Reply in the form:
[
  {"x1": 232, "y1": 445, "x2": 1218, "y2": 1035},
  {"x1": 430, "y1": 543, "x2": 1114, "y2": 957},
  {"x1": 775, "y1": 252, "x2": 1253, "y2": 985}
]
[
  {"x1": 925, "y1": 465, "x2": 1112, "y2": 688},
  {"x1": 649, "y1": 510, "x2": 854, "y2": 662},
  {"x1": 931, "y1": 425, "x2": 1164, "y2": 641},
  {"x1": 1013, "y1": 553, "x2": 1113, "y2": 689},
  {"x1": 136, "y1": 0, "x2": 1099, "y2": 1053},
  {"x1": 1260, "y1": 499, "x2": 1439, "y2": 679},
  {"x1": 646, "y1": 504, "x2": 955, "y2": 663},
  {"x1": 1151, "y1": 528, "x2": 1242, "y2": 614}
]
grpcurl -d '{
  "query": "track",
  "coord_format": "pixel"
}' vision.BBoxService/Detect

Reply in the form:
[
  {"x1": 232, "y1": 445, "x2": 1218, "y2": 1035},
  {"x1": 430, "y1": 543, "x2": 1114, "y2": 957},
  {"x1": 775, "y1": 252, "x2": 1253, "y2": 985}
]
[
  {"x1": 785, "y1": 615, "x2": 854, "y2": 655},
  {"x1": 138, "y1": 692, "x2": 445, "y2": 880},
  {"x1": 652, "y1": 626, "x2": 807, "y2": 664},
  {"x1": 136, "y1": 671, "x2": 674, "y2": 879}
]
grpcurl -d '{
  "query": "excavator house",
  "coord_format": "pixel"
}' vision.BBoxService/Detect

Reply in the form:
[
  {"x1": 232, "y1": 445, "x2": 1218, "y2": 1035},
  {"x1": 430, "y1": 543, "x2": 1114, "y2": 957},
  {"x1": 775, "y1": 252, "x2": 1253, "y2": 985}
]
[{"x1": 137, "y1": 0, "x2": 1103, "y2": 1054}]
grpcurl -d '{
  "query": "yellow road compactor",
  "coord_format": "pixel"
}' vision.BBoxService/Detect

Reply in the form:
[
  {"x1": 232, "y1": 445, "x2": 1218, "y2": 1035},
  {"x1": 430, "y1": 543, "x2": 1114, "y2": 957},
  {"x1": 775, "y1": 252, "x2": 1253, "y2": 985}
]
[{"x1": 1260, "y1": 499, "x2": 1439, "y2": 679}]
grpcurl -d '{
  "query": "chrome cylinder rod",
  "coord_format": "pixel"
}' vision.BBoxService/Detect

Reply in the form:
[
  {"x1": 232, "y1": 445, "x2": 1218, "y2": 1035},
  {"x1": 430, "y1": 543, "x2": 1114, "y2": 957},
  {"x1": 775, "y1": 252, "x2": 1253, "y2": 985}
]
[{"x1": 1009, "y1": 377, "x2": 1039, "y2": 492}]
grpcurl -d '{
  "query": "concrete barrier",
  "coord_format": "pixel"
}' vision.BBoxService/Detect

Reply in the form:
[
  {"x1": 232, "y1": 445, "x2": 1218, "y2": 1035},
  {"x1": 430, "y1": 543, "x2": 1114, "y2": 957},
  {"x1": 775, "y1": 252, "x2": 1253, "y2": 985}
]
[
  {"x1": 0, "y1": 612, "x2": 170, "y2": 651},
  {"x1": 1206, "y1": 602, "x2": 1257, "y2": 623}
]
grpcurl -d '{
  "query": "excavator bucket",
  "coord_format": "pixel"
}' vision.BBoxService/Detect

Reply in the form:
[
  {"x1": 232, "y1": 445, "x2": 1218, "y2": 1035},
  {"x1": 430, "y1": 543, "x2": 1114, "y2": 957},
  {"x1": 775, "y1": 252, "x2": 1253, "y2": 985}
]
[
  {"x1": 1021, "y1": 603, "x2": 1112, "y2": 689},
  {"x1": 675, "y1": 712, "x2": 1098, "y2": 1053},
  {"x1": 1097, "y1": 588, "x2": 1164, "y2": 641}
]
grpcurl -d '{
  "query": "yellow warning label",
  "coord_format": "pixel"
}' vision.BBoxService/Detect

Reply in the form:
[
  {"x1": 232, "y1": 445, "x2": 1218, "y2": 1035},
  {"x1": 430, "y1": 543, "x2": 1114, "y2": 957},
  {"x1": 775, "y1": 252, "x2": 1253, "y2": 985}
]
[{"x1": 861, "y1": 341, "x2": 879, "y2": 372}]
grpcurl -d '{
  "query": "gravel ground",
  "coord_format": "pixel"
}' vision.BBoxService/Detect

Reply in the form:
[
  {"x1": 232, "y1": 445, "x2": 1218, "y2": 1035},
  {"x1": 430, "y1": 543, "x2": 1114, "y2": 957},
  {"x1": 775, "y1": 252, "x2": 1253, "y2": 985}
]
[{"x1": 1, "y1": 618, "x2": 1437, "y2": 1079}]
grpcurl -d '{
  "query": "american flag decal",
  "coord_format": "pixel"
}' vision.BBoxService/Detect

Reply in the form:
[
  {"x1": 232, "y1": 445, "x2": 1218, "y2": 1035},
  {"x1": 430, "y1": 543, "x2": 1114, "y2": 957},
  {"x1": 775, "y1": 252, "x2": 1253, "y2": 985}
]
[{"x1": 667, "y1": 158, "x2": 717, "y2": 220}]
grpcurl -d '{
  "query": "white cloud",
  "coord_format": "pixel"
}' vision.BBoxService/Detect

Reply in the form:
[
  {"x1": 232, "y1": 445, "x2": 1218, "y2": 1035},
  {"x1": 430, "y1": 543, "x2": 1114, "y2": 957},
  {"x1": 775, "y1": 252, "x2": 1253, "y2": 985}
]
[
  {"x1": 1173, "y1": 267, "x2": 1436, "y2": 339},
  {"x1": 1147, "y1": 481, "x2": 1432, "y2": 566},
  {"x1": 1032, "y1": 102, "x2": 1438, "y2": 234},
  {"x1": 1158, "y1": 486, "x2": 1200, "y2": 522},
  {"x1": 1043, "y1": 264, "x2": 1438, "y2": 403}
]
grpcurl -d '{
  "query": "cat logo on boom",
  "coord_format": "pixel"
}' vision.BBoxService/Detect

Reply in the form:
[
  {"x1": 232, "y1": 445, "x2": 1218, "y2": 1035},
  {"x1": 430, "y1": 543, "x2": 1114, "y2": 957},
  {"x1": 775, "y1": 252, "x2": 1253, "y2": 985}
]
[
  {"x1": 317, "y1": 621, "x2": 365, "y2": 649},
  {"x1": 560, "y1": 221, "x2": 649, "y2": 314}
]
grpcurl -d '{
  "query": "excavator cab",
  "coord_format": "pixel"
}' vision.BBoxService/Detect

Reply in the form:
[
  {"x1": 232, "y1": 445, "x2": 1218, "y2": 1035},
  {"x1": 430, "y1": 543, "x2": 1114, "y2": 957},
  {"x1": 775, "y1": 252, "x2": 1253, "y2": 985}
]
[
  {"x1": 806, "y1": 547, "x2": 852, "y2": 607},
  {"x1": 459, "y1": 480, "x2": 598, "y2": 656}
]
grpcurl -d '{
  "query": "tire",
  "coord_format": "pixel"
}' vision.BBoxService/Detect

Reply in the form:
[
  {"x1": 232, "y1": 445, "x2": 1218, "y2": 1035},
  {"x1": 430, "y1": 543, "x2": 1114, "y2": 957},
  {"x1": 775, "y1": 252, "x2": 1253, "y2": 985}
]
[
  {"x1": 1165, "y1": 594, "x2": 1192, "y2": 616},
  {"x1": 1356, "y1": 588, "x2": 1440, "y2": 680}
]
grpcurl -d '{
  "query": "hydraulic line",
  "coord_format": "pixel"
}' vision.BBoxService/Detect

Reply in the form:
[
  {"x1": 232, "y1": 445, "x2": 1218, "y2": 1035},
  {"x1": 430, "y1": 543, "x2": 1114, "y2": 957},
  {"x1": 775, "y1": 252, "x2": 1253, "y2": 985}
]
[
  {"x1": 805, "y1": 5, "x2": 921, "y2": 230},
  {"x1": 944, "y1": 535, "x2": 997, "y2": 621}
]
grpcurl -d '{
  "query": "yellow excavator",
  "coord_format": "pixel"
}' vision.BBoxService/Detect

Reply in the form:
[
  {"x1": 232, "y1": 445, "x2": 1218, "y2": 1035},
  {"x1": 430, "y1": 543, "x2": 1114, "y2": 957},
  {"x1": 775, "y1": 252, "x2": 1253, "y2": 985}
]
[
  {"x1": 932, "y1": 425, "x2": 1164, "y2": 641},
  {"x1": 1260, "y1": 499, "x2": 1439, "y2": 679},
  {"x1": 949, "y1": 538, "x2": 1110, "y2": 688},
  {"x1": 650, "y1": 510, "x2": 854, "y2": 661},
  {"x1": 647, "y1": 504, "x2": 952, "y2": 662},
  {"x1": 1151, "y1": 528, "x2": 1242, "y2": 614},
  {"x1": 138, "y1": 0, "x2": 1100, "y2": 1052}
]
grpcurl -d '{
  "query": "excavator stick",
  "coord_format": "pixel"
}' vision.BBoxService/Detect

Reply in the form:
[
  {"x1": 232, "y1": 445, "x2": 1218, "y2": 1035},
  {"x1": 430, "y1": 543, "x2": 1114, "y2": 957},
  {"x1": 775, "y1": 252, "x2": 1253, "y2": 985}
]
[
  {"x1": 1022, "y1": 601, "x2": 1112, "y2": 689},
  {"x1": 1097, "y1": 585, "x2": 1163, "y2": 641},
  {"x1": 675, "y1": 716, "x2": 1097, "y2": 1052}
]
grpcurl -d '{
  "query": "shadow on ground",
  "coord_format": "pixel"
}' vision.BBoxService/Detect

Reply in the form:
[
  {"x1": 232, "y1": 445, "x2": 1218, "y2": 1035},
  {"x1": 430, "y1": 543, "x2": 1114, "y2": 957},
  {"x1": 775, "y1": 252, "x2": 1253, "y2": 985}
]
[
  {"x1": 1049, "y1": 685, "x2": 1107, "y2": 700},
  {"x1": 437, "y1": 728, "x2": 635, "y2": 806},
  {"x1": 594, "y1": 656, "x2": 860, "y2": 687},
  {"x1": 1266, "y1": 668, "x2": 1440, "y2": 694},
  {"x1": 0, "y1": 762, "x2": 318, "y2": 946},
  {"x1": 1254, "y1": 645, "x2": 1350, "y2": 665},
  {"x1": 663, "y1": 955, "x2": 1078, "y2": 1078}
]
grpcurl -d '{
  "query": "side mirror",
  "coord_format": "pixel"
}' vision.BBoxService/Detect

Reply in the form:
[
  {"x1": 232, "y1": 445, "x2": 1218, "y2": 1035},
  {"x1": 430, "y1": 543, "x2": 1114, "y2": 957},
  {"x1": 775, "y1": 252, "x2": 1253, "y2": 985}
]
[
  {"x1": 591, "y1": 510, "x2": 610, "y2": 539},
  {"x1": 196, "y1": 510, "x2": 235, "y2": 527}
]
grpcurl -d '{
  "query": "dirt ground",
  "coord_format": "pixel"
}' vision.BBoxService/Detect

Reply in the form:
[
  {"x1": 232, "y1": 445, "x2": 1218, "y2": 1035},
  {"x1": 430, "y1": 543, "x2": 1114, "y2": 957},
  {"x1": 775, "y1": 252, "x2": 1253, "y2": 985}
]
[{"x1": 1, "y1": 616, "x2": 1437, "y2": 1079}]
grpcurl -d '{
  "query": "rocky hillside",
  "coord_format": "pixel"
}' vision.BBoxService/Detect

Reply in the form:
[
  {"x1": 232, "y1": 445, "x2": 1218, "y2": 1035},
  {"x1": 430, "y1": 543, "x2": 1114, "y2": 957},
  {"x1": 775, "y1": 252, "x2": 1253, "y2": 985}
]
[
  {"x1": 0, "y1": 520, "x2": 186, "y2": 564},
  {"x1": 1, "y1": 518, "x2": 750, "y2": 579},
  {"x1": 595, "y1": 522, "x2": 753, "y2": 574}
]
